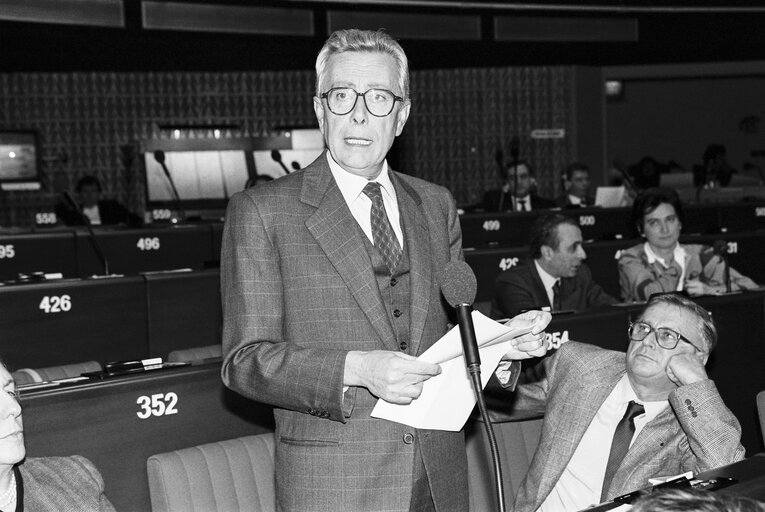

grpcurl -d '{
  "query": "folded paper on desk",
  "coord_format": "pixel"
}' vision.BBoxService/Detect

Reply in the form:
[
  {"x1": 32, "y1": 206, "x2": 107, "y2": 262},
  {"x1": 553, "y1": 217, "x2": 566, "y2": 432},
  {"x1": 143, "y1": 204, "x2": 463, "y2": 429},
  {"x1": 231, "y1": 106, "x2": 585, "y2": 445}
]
[{"x1": 371, "y1": 310, "x2": 534, "y2": 431}]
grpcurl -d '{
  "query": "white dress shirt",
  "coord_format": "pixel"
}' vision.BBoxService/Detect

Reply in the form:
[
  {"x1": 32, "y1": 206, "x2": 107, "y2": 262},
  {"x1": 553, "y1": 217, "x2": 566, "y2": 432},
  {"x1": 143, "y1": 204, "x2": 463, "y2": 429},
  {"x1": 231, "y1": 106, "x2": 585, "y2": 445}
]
[
  {"x1": 514, "y1": 194, "x2": 532, "y2": 212},
  {"x1": 82, "y1": 205, "x2": 101, "y2": 225},
  {"x1": 534, "y1": 260, "x2": 559, "y2": 309},
  {"x1": 539, "y1": 375, "x2": 668, "y2": 512},
  {"x1": 326, "y1": 152, "x2": 403, "y2": 246}
]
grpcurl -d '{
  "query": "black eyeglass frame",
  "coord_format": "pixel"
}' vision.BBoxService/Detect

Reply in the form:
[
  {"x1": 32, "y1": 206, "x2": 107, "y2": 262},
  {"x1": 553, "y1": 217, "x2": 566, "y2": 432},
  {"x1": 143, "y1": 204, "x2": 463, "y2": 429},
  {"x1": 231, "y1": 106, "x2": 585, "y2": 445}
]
[
  {"x1": 320, "y1": 87, "x2": 404, "y2": 118},
  {"x1": 628, "y1": 321, "x2": 702, "y2": 352}
]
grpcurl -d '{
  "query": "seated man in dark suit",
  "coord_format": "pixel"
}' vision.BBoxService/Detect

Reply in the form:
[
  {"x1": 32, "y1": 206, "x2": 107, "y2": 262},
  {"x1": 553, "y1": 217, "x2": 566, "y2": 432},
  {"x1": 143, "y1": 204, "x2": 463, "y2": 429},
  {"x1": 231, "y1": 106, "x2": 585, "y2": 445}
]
[
  {"x1": 56, "y1": 175, "x2": 142, "y2": 227},
  {"x1": 482, "y1": 160, "x2": 556, "y2": 212},
  {"x1": 491, "y1": 213, "x2": 617, "y2": 319},
  {"x1": 555, "y1": 162, "x2": 595, "y2": 208}
]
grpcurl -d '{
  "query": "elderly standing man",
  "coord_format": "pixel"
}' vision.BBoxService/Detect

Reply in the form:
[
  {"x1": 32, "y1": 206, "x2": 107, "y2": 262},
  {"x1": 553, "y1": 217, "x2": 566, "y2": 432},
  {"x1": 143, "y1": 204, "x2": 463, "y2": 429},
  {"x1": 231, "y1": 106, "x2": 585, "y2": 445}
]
[
  {"x1": 220, "y1": 29, "x2": 547, "y2": 512},
  {"x1": 490, "y1": 293, "x2": 745, "y2": 512}
]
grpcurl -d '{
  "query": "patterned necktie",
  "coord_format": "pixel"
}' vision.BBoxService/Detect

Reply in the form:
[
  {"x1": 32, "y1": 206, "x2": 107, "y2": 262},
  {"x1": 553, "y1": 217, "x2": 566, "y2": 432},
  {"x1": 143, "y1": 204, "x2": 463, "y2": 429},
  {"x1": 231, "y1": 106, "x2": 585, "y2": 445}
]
[
  {"x1": 601, "y1": 400, "x2": 645, "y2": 502},
  {"x1": 552, "y1": 280, "x2": 562, "y2": 312},
  {"x1": 363, "y1": 182, "x2": 402, "y2": 274}
]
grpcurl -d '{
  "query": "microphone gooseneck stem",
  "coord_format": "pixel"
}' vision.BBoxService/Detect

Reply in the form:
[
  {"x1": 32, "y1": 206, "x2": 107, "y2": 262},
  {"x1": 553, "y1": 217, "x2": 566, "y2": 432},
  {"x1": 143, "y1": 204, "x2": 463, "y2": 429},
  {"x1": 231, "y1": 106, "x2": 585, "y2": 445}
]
[
  {"x1": 472, "y1": 370, "x2": 506, "y2": 512},
  {"x1": 723, "y1": 254, "x2": 731, "y2": 293},
  {"x1": 159, "y1": 161, "x2": 184, "y2": 222},
  {"x1": 455, "y1": 303, "x2": 504, "y2": 511},
  {"x1": 84, "y1": 220, "x2": 109, "y2": 275}
]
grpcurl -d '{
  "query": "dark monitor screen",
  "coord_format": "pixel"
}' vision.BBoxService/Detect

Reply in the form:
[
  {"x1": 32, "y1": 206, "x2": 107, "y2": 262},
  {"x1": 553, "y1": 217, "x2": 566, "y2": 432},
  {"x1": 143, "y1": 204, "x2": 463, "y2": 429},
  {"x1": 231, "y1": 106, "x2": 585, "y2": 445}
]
[{"x1": 0, "y1": 130, "x2": 42, "y2": 191}]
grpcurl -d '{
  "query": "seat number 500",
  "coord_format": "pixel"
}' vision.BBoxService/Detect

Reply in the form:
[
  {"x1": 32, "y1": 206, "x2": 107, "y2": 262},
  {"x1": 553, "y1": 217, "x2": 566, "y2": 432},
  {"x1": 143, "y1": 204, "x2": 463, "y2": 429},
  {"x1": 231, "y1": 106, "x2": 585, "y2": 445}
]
[{"x1": 136, "y1": 392, "x2": 179, "y2": 419}]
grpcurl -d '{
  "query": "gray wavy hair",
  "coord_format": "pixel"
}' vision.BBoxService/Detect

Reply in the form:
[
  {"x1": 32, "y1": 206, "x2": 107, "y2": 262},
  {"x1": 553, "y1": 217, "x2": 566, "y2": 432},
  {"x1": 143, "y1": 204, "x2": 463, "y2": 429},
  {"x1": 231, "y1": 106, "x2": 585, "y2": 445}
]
[{"x1": 315, "y1": 29, "x2": 410, "y2": 101}]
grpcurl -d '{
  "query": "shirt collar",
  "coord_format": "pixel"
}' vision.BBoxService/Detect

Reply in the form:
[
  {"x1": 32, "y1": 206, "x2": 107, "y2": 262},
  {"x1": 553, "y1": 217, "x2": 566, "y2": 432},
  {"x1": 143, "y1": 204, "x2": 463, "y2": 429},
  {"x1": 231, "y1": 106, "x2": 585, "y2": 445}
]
[
  {"x1": 616, "y1": 374, "x2": 669, "y2": 421},
  {"x1": 568, "y1": 194, "x2": 584, "y2": 205},
  {"x1": 326, "y1": 152, "x2": 395, "y2": 205},
  {"x1": 643, "y1": 241, "x2": 686, "y2": 268},
  {"x1": 534, "y1": 260, "x2": 559, "y2": 292}
]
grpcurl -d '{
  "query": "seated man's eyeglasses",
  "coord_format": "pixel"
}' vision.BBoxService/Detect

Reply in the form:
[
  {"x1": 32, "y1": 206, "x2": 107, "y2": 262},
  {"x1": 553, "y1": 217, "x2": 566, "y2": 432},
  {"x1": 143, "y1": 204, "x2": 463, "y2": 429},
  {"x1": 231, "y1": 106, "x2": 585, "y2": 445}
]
[
  {"x1": 321, "y1": 88, "x2": 403, "y2": 117},
  {"x1": 628, "y1": 321, "x2": 701, "y2": 352}
]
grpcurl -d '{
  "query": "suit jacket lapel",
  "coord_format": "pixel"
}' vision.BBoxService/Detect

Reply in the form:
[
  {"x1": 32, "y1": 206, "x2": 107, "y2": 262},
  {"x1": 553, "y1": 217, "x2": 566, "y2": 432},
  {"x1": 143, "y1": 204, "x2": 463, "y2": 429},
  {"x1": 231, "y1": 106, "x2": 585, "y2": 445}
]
[
  {"x1": 393, "y1": 173, "x2": 431, "y2": 356},
  {"x1": 529, "y1": 263, "x2": 552, "y2": 309},
  {"x1": 302, "y1": 156, "x2": 397, "y2": 350},
  {"x1": 536, "y1": 354, "x2": 626, "y2": 504}
]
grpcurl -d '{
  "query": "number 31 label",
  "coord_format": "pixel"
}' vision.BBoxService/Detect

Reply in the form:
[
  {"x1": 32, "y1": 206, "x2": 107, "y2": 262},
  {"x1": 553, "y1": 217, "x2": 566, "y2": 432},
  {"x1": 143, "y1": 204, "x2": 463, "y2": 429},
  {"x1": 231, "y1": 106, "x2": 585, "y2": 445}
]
[{"x1": 136, "y1": 392, "x2": 179, "y2": 419}]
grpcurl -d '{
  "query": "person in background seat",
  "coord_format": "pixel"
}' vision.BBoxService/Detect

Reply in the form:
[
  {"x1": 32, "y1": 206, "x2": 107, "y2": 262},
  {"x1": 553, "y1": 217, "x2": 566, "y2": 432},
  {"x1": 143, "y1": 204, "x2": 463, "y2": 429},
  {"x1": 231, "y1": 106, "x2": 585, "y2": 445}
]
[
  {"x1": 618, "y1": 187, "x2": 757, "y2": 302},
  {"x1": 55, "y1": 175, "x2": 142, "y2": 227},
  {"x1": 481, "y1": 160, "x2": 556, "y2": 212}
]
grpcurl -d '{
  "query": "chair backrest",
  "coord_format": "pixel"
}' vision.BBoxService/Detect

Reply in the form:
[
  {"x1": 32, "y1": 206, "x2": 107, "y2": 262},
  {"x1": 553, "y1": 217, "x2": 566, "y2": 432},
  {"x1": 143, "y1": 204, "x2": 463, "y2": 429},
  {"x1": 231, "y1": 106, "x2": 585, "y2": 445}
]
[
  {"x1": 146, "y1": 417, "x2": 543, "y2": 512},
  {"x1": 147, "y1": 432, "x2": 275, "y2": 512},
  {"x1": 166, "y1": 344, "x2": 222, "y2": 363},
  {"x1": 757, "y1": 390, "x2": 765, "y2": 448},
  {"x1": 466, "y1": 416, "x2": 544, "y2": 511},
  {"x1": 12, "y1": 360, "x2": 102, "y2": 386}
]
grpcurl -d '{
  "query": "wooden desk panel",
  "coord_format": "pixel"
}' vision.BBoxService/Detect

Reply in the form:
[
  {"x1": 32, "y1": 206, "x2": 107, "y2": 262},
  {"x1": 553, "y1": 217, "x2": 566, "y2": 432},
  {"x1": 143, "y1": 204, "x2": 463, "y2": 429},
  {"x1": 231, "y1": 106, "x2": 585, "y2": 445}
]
[{"x1": 21, "y1": 364, "x2": 274, "y2": 512}]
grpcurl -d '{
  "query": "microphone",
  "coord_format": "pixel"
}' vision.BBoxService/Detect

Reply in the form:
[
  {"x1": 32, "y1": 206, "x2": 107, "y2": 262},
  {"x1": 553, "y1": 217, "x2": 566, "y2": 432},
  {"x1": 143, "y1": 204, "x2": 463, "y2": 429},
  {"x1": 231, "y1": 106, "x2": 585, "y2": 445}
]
[
  {"x1": 62, "y1": 191, "x2": 81, "y2": 214},
  {"x1": 441, "y1": 260, "x2": 480, "y2": 369},
  {"x1": 509, "y1": 136, "x2": 520, "y2": 163},
  {"x1": 61, "y1": 192, "x2": 110, "y2": 275},
  {"x1": 153, "y1": 150, "x2": 185, "y2": 223},
  {"x1": 270, "y1": 149, "x2": 292, "y2": 175},
  {"x1": 713, "y1": 240, "x2": 732, "y2": 293},
  {"x1": 291, "y1": 161, "x2": 301, "y2": 171},
  {"x1": 713, "y1": 239, "x2": 728, "y2": 256},
  {"x1": 441, "y1": 260, "x2": 506, "y2": 512},
  {"x1": 509, "y1": 136, "x2": 520, "y2": 210}
]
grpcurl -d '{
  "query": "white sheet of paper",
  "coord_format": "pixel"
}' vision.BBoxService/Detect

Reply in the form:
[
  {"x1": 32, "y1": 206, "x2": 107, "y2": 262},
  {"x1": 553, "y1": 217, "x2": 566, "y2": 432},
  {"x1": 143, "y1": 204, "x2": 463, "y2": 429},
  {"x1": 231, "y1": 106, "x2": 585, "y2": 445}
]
[{"x1": 370, "y1": 311, "x2": 534, "y2": 431}]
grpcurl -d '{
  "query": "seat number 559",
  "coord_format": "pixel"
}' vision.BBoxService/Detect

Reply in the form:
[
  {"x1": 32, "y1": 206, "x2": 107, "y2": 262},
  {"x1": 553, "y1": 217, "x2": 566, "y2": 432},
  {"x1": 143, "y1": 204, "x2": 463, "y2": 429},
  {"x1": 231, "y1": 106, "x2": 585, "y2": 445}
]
[{"x1": 136, "y1": 392, "x2": 179, "y2": 419}]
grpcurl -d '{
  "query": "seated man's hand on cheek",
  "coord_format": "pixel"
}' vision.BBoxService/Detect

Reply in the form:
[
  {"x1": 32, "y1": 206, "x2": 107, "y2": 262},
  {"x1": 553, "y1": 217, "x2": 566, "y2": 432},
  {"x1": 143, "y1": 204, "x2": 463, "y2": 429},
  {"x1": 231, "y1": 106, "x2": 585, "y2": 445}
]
[
  {"x1": 666, "y1": 352, "x2": 708, "y2": 387},
  {"x1": 501, "y1": 310, "x2": 552, "y2": 361}
]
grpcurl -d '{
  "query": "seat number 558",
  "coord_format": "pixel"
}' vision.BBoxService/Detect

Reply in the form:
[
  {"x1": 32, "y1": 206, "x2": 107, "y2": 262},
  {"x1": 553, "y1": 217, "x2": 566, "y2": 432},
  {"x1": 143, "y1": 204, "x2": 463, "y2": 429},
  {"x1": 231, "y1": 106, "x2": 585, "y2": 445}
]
[{"x1": 136, "y1": 392, "x2": 179, "y2": 419}]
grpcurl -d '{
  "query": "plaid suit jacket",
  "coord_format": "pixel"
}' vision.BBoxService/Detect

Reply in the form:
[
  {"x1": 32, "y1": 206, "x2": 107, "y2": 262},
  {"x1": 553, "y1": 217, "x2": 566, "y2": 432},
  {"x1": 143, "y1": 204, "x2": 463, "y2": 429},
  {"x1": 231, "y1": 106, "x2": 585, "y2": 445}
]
[
  {"x1": 492, "y1": 342, "x2": 745, "y2": 512},
  {"x1": 19, "y1": 456, "x2": 115, "y2": 512},
  {"x1": 220, "y1": 153, "x2": 467, "y2": 512}
]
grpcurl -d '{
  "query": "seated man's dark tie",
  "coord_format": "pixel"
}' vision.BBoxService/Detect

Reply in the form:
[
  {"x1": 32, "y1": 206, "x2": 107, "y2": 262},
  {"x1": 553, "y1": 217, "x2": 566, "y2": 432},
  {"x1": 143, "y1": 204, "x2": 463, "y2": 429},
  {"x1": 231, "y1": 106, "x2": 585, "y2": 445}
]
[
  {"x1": 601, "y1": 400, "x2": 645, "y2": 502},
  {"x1": 516, "y1": 198, "x2": 527, "y2": 212},
  {"x1": 363, "y1": 182, "x2": 402, "y2": 273},
  {"x1": 552, "y1": 280, "x2": 562, "y2": 312}
]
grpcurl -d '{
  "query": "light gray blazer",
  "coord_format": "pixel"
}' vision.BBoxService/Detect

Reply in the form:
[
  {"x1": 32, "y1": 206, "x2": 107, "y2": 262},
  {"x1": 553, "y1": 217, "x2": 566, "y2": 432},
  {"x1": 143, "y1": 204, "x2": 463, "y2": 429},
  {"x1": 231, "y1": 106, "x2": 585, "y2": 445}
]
[
  {"x1": 491, "y1": 342, "x2": 745, "y2": 512},
  {"x1": 220, "y1": 153, "x2": 467, "y2": 512}
]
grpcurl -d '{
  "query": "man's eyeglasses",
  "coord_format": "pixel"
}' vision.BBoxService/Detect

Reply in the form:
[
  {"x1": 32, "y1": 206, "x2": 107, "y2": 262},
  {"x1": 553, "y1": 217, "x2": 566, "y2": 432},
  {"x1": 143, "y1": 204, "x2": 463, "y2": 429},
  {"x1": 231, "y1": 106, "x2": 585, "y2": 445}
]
[
  {"x1": 628, "y1": 321, "x2": 701, "y2": 352},
  {"x1": 320, "y1": 88, "x2": 403, "y2": 117}
]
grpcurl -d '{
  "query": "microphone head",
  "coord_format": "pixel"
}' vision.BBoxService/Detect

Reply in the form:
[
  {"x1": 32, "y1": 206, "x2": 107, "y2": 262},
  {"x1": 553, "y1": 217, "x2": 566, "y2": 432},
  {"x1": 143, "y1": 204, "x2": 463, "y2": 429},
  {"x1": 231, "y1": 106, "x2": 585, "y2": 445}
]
[
  {"x1": 271, "y1": 149, "x2": 282, "y2": 162},
  {"x1": 510, "y1": 136, "x2": 520, "y2": 160},
  {"x1": 713, "y1": 239, "x2": 728, "y2": 255},
  {"x1": 291, "y1": 161, "x2": 301, "y2": 170},
  {"x1": 153, "y1": 150, "x2": 165, "y2": 164},
  {"x1": 441, "y1": 260, "x2": 478, "y2": 307}
]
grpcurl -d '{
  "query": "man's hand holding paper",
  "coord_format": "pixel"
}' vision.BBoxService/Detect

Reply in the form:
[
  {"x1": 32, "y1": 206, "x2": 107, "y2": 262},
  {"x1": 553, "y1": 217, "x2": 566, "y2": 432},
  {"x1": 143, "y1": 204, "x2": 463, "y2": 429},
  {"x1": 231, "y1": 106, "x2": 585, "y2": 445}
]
[
  {"x1": 501, "y1": 310, "x2": 551, "y2": 361},
  {"x1": 370, "y1": 310, "x2": 552, "y2": 430}
]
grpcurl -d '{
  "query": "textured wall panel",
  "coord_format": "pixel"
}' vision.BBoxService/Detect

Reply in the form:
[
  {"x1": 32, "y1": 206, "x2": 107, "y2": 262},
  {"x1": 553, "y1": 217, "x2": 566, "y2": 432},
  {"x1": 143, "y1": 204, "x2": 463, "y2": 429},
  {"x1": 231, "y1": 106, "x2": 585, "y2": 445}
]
[
  {"x1": 142, "y1": 2, "x2": 314, "y2": 36},
  {"x1": 0, "y1": 0, "x2": 124, "y2": 27},
  {"x1": 495, "y1": 16, "x2": 638, "y2": 42},
  {"x1": 327, "y1": 10, "x2": 481, "y2": 40},
  {"x1": 0, "y1": 67, "x2": 573, "y2": 226}
]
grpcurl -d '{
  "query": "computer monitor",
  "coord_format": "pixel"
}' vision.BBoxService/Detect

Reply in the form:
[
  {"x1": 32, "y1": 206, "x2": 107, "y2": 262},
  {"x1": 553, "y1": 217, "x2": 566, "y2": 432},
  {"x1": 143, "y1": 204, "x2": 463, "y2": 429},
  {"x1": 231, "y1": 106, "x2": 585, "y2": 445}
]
[{"x1": 0, "y1": 130, "x2": 42, "y2": 191}]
